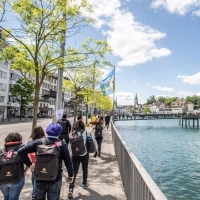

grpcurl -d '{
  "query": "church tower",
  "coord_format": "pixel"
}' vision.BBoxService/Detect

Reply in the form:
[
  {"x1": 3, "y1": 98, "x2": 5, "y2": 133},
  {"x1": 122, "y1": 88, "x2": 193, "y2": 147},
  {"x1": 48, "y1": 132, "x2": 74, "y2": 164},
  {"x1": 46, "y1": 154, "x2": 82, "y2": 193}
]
[{"x1": 134, "y1": 93, "x2": 138, "y2": 108}]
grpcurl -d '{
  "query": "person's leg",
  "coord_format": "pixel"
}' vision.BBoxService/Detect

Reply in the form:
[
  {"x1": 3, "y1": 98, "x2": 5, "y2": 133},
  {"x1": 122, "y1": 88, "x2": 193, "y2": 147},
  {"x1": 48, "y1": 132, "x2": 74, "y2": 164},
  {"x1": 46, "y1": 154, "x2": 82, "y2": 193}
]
[
  {"x1": 81, "y1": 153, "x2": 89, "y2": 185},
  {"x1": 8, "y1": 177, "x2": 25, "y2": 200},
  {"x1": 0, "y1": 184, "x2": 10, "y2": 200},
  {"x1": 63, "y1": 134, "x2": 69, "y2": 145},
  {"x1": 47, "y1": 180, "x2": 62, "y2": 200},
  {"x1": 31, "y1": 171, "x2": 35, "y2": 197},
  {"x1": 69, "y1": 156, "x2": 81, "y2": 190},
  {"x1": 97, "y1": 137, "x2": 103, "y2": 156},
  {"x1": 35, "y1": 182, "x2": 47, "y2": 200}
]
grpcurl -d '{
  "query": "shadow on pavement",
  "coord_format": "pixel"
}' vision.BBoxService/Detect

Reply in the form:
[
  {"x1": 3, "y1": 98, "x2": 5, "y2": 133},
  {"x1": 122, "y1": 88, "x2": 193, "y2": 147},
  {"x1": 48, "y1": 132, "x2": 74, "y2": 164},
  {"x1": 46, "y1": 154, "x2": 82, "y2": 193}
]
[{"x1": 73, "y1": 188, "x2": 119, "y2": 200}]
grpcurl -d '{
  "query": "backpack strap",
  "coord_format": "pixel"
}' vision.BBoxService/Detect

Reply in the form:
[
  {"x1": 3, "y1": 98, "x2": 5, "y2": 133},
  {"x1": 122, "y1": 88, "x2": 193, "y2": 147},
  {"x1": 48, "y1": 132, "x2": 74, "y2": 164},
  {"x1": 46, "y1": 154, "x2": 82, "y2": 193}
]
[{"x1": 40, "y1": 138, "x2": 49, "y2": 145}]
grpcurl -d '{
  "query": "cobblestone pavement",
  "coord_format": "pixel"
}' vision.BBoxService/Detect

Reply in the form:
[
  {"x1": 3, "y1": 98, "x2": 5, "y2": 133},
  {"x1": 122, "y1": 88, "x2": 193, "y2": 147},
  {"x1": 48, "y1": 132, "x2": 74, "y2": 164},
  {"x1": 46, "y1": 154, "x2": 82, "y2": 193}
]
[{"x1": 0, "y1": 119, "x2": 126, "y2": 199}]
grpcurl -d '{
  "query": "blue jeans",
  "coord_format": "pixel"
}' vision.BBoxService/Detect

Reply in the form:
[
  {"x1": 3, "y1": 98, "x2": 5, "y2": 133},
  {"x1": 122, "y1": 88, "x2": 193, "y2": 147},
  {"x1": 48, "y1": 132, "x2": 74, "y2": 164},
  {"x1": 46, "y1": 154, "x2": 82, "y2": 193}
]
[
  {"x1": 31, "y1": 172, "x2": 35, "y2": 196},
  {"x1": 35, "y1": 180, "x2": 62, "y2": 200},
  {"x1": 0, "y1": 177, "x2": 25, "y2": 200}
]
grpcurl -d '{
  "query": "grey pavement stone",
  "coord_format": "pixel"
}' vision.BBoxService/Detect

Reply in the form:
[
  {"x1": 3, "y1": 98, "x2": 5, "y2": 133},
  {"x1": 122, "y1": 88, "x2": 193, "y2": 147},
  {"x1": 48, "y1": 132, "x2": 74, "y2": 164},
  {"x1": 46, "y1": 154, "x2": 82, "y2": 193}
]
[{"x1": 0, "y1": 120, "x2": 126, "y2": 200}]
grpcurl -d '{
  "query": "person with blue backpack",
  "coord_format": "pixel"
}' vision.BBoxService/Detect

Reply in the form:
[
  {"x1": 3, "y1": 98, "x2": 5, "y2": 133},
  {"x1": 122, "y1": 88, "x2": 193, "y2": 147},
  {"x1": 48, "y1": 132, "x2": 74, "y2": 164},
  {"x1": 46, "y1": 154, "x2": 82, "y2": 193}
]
[{"x1": 18, "y1": 123, "x2": 74, "y2": 200}]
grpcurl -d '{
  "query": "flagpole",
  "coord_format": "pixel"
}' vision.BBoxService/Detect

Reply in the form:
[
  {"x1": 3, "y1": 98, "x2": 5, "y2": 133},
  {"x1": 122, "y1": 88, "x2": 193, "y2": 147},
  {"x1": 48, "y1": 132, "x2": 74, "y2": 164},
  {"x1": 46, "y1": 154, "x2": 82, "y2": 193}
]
[{"x1": 112, "y1": 65, "x2": 115, "y2": 115}]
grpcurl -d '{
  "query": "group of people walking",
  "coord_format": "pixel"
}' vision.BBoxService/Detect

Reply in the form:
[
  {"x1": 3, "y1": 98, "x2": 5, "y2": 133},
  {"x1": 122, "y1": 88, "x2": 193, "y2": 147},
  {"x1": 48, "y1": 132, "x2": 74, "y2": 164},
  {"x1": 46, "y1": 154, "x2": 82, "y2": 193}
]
[{"x1": 0, "y1": 113, "x2": 111, "y2": 200}]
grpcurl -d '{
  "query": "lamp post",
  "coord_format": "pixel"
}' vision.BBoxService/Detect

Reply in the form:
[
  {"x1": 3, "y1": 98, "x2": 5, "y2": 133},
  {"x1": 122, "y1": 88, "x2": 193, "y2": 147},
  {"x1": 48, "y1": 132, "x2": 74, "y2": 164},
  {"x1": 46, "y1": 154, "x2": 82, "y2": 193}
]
[{"x1": 7, "y1": 102, "x2": 11, "y2": 122}]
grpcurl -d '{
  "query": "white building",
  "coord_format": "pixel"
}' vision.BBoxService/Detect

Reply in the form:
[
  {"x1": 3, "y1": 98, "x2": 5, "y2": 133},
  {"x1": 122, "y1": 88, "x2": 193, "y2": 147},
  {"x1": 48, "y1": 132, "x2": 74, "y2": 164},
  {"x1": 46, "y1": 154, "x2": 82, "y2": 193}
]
[
  {"x1": 171, "y1": 98, "x2": 185, "y2": 114},
  {"x1": 0, "y1": 61, "x2": 21, "y2": 120}
]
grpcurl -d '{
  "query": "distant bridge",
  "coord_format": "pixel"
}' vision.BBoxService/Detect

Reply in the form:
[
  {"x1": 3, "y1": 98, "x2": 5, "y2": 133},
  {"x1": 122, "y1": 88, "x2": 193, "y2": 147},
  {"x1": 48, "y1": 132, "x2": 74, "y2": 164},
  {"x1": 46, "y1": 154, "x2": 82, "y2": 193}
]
[{"x1": 114, "y1": 113, "x2": 200, "y2": 127}]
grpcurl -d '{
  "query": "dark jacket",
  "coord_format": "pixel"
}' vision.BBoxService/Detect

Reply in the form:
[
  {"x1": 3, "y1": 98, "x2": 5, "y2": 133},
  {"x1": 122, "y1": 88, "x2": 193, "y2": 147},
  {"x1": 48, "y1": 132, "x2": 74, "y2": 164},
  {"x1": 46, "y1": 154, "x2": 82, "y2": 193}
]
[
  {"x1": 105, "y1": 115, "x2": 111, "y2": 122},
  {"x1": 58, "y1": 118, "x2": 71, "y2": 134},
  {"x1": 18, "y1": 137, "x2": 73, "y2": 182}
]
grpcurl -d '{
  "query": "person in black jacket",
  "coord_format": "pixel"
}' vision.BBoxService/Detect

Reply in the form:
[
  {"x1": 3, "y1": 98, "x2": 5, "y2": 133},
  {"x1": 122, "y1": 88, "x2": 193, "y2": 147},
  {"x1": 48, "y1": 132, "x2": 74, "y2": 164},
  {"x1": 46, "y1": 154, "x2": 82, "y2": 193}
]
[
  {"x1": 0, "y1": 132, "x2": 26, "y2": 200},
  {"x1": 18, "y1": 123, "x2": 74, "y2": 200},
  {"x1": 105, "y1": 114, "x2": 111, "y2": 129},
  {"x1": 58, "y1": 114, "x2": 71, "y2": 145}
]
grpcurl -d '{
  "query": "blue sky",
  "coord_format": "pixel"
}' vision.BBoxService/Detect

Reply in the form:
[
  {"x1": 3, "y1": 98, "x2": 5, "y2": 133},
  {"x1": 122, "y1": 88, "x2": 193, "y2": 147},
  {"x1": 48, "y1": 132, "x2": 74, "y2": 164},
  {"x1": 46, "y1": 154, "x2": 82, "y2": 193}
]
[
  {"x1": 2, "y1": 0, "x2": 200, "y2": 105},
  {"x1": 73, "y1": 0, "x2": 200, "y2": 105}
]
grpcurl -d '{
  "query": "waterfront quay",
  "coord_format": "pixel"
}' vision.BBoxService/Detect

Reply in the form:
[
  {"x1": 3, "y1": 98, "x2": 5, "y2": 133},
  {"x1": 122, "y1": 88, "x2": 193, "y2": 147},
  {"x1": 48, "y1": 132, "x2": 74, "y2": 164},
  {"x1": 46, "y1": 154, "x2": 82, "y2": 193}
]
[{"x1": 0, "y1": 119, "x2": 126, "y2": 200}]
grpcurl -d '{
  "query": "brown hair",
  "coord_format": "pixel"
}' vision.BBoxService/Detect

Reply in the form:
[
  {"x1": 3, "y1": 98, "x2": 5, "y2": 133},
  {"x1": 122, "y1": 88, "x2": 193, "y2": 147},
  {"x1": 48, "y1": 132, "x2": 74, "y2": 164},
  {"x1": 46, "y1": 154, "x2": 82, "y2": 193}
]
[
  {"x1": 31, "y1": 126, "x2": 45, "y2": 141},
  {"x1": 5, "y1": 132, "x2": 22, "y2": 143},
  {"x1": 89, "y1": 118, "x2": 103, "y2": 126}
]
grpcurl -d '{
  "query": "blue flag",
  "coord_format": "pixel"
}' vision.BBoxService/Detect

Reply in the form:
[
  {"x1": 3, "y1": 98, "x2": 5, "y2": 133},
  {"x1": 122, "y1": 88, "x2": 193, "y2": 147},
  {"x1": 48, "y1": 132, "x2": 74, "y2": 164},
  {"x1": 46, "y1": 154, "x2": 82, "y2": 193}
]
[{"x1": 100, "y1": 68, "x2": 114, "y2": 96}]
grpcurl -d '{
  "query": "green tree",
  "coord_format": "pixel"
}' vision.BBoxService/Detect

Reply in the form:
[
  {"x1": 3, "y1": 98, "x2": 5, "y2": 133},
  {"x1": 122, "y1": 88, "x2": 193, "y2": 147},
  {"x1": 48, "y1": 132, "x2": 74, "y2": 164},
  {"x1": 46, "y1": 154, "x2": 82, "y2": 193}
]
[
  {"x1": 143, "y1": 106, "x2": 150, "y2": 114},
  {"x1": 186, "y1": 95, "x2": 200, "y2": 109},
  {"x1": 0, "y1": 0, "x2": 92, "y2": 129},
  {"x1": 146, "y1": 95, "x2": 156, "y2": 105},
  {"x1": 10, "y1": 78, "x2": 34, "y2": 120}
]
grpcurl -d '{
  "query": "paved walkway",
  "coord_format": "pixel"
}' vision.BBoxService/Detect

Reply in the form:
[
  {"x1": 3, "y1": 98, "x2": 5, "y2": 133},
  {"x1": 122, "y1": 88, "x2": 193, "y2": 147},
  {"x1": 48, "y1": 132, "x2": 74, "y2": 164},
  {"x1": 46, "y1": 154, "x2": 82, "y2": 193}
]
[{"x1": 0, "y1": 124, "x2": 126, "y2": 200}]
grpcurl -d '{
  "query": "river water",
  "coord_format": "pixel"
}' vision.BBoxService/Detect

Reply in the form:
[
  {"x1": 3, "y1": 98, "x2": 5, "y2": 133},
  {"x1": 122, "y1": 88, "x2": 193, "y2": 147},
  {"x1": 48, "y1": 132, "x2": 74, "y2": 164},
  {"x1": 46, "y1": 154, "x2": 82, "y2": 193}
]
[{"x1": 114, "y1": 119, "x2": 200, "y2": 200}]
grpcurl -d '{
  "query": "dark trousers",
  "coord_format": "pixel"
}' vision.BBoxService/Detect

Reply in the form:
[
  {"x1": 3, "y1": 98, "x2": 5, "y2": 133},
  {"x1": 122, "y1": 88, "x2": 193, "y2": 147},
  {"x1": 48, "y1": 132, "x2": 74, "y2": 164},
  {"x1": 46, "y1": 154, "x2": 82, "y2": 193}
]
[
  {"x1": 59, "y1": 134, "x2": 69, "y2": 145},
  {"x1": 105, "y1": 121, "x2": 110, "y2": 129},
  {"x1": 35, "y1": 180, "x2": 62, "y2": 200},
  {"x1": 95, "y1": 136, "x2": 103, "y2": 156},
  {"x1": 69, "y1": 153, "x2": 89, "y2": 190}
]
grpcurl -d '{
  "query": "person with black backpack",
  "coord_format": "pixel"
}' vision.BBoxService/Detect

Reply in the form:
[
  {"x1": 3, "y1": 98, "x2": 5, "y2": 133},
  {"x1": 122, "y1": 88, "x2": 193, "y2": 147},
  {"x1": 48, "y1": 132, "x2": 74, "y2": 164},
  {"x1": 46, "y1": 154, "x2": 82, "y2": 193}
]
[
  {"x1": 68, "y1": 117, "x2": 98, "y2": 198},
  {"x1": 0, "y1": 132, "x2": 26, "y2": 200},
  {"x1": 89, "y1": 118, "x2": 104, "y2": 157},
  {"x1": 57, "y1": 114, "x2": 71, "y2": 145},
  {"x1": 18, "y1": 123, "x2": 74, "y2": 200}
]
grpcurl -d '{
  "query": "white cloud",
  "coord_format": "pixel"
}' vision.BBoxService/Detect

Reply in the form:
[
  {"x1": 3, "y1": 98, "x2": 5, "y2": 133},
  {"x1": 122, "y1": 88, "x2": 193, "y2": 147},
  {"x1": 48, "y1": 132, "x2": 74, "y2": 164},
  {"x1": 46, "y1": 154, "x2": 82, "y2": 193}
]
[
  {"x1": 146, "y1": 83, "x2": 151, "y2": 87},
  {"x1": 116, "y1": 92, "x2": 139, "y2": 105},
  {"x1": 88, "y1": 0, "x2": 171, "y2": 67},
  {"x1": 156, "y1": 94, "x2": 173, "y2": 98},
  {"x1": 132, "y1": 81, "x2": 137, "y2": 83},
  {"x1": 152, "y1": 85, "x2": 175, "y2": 92},
  {"x1": 177, "y1": 72, "x2": 200, "y2": 85},
  {"x1": 193, "y1": 9, "x2": 200, "y2": 16},
  {"x1": 151, "y1": 0, "x2": 200, "y2": 16},
  {"x1": 179, "y1": 91, "x2": 195, "y2": 97},
  {"x1": 116, "y1": 67, "x2": 121, "y2": 72}
]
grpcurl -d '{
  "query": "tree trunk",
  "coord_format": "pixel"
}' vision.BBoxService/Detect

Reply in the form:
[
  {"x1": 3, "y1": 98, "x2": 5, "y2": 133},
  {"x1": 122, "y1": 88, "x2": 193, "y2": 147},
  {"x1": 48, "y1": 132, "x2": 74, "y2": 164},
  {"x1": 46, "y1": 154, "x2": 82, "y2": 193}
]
[
  {"x1": 19, "y1": 105, "x2": 22, "y2": 121},
  {"x1": 86, "y1": 104, "x2": 88, "y2": 125},
  {"x1": 32, "y1": 85, "x2": 40, "y2": 130},
  {"x1": 73, "y1": 101, "x2": 77, "y2": 123}
]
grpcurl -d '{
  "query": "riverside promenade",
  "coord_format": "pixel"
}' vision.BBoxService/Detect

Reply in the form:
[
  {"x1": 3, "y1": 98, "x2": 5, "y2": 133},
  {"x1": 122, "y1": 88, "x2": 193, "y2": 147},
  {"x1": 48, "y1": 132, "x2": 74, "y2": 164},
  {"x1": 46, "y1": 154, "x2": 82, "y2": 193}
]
[{"x1": 0, "y1": 118, "x2": 126, "y2": 199}]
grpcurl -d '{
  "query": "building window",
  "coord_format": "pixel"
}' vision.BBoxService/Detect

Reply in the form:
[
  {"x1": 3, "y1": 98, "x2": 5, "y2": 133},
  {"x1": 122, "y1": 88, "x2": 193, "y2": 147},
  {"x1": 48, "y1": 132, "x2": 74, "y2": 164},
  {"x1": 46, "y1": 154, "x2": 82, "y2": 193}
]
[
  {"x1": 0, "y1": 83, "x2": 6, "y2": 91},
  {"x1": 54, "y1": 86, "x2": 57, "y2": 90},
  {"x1": 0, "y1": 71, "x2": 7, "y2": 78},
  {"x1": 40, "y1": 103, "x2": 42, "y2": 107},
  {"x1": 0, "y1": 96, "x2": 4, "y2": 103}
]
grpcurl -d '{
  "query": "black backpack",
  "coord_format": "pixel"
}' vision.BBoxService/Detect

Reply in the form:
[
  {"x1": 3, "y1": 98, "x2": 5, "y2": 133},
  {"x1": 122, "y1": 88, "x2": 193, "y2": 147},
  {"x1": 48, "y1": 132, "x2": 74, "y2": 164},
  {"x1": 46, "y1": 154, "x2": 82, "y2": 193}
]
[
  {"x1": 94, "y1": 125, "x2": 103, "y2": 138},
  {"x1": 0, "y1": 145, "x2": 23, "y2": 185},
  {"x1": 69, "y1": 131, "x2": 86, "y2": 156},
  {"x1": 58, "y1": 120, "x2": 67, "y2": 133},
  {"x1": 34, "y1": 138, "x2": 60, "y2": 181}
]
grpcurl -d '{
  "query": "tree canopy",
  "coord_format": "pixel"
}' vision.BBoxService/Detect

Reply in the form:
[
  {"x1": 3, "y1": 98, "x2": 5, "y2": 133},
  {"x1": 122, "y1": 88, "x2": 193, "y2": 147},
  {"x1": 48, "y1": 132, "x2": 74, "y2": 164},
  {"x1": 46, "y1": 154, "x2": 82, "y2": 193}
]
[{"x1": 10, "y1": 78, "x2": 34, "y2": 119}]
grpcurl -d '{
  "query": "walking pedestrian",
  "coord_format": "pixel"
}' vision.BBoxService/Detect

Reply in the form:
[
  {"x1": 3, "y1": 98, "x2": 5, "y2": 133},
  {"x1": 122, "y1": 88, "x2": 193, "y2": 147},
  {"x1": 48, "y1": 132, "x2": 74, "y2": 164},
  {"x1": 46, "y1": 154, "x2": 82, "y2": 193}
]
[
  {"x1": 58, "y1": 114, "x2": 71, "y2": 145},
  {"x1": 105, "y1": 113, "x2": 111, "y2": 129},
  {"x1": 18, "y1": 123, "x2": 74, "y2": 200},
  {"x1": 89, "y1": 118, "x2": 104, "y2": 157},
  {"x1": 0, "y1": 132, "x2": 27, "y2": 200},
  {"x1": 26, "y1": 126, "x2": 46, "y2": 200},
  {"x1": 68, "y1": 119, "x2": 98, "y2": 198}
]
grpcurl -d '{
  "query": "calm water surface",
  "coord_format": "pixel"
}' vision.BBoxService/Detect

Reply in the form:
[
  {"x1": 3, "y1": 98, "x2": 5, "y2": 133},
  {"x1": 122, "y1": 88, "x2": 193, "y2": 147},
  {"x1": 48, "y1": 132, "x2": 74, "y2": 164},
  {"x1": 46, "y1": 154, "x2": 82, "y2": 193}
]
[{"x1": 115, "y1": 119, "x2": 200, "y2": 200}]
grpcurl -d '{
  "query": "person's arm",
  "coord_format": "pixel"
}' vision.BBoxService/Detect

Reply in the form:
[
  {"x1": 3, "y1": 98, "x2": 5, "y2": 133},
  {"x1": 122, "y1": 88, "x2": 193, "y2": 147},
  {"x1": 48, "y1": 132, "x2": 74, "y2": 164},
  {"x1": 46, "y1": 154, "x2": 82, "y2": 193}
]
[
  {"x1": 18, "y1": 140, "x2": 41, "y2": 167},
  {"x1": 62, "y1": 143, "x2": 73, "y2": 177}
]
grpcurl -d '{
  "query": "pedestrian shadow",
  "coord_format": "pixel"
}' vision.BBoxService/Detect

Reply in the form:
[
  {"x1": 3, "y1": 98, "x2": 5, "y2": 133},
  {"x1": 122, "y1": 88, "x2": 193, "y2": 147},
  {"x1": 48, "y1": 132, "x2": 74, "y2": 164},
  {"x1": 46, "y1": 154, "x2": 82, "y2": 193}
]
[{"x1": 73, "y1": 188, "x2": 119, "y2": 200}]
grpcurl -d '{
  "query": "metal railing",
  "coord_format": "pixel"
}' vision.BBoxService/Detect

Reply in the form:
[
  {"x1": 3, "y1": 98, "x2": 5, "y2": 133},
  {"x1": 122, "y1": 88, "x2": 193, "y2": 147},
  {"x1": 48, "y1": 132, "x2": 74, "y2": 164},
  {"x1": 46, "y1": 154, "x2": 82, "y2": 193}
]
[{"x1": 111, "y1": 120, "x2": 168, "y2": 200}]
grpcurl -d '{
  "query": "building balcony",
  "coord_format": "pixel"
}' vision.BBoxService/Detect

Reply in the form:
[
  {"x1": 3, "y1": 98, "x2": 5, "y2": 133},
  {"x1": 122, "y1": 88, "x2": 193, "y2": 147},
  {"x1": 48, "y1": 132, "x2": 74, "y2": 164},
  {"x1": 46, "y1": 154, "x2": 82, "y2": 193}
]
[{"x1": 39, "y1": 98, "x2": 50, "y2": 103}]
